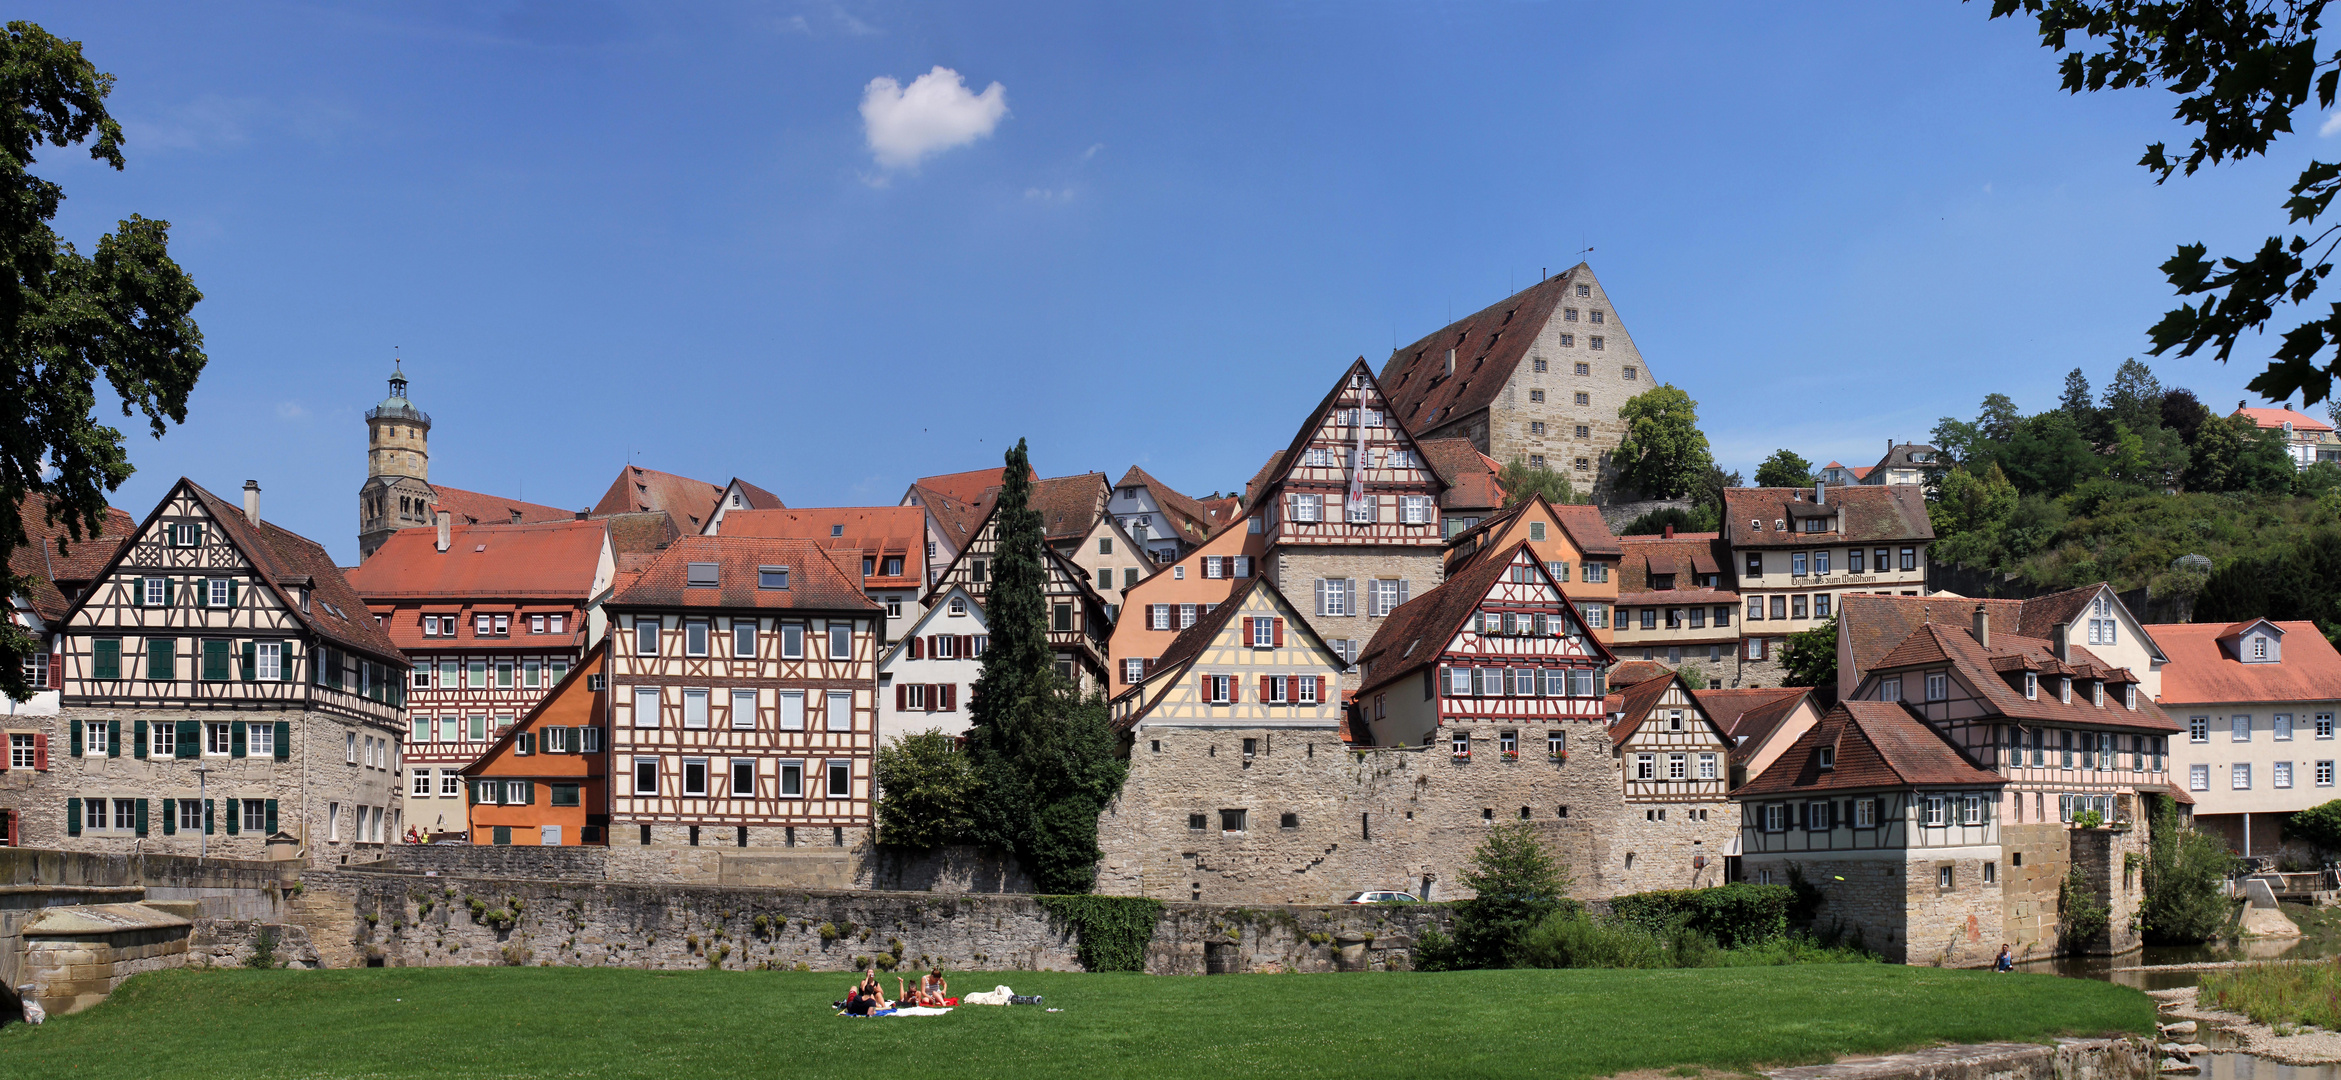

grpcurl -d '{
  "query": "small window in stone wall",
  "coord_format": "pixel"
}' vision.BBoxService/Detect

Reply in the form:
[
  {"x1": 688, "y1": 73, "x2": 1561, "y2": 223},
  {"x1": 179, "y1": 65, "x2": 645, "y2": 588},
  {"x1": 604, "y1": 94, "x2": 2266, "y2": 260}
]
[
  {"x1": 1187, "y1": 813, "x2": 1206, "y2": 831},
  {"x1": 1279, "y1": 813, "x2": 1298, "y2": 829}
]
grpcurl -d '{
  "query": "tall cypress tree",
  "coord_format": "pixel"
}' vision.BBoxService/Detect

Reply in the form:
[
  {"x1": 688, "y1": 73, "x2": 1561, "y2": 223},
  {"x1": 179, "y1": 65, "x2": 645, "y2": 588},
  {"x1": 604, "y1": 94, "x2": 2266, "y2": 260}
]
[{"x1": 962, "y1": 439, "x2": 1127, "y2": 893}]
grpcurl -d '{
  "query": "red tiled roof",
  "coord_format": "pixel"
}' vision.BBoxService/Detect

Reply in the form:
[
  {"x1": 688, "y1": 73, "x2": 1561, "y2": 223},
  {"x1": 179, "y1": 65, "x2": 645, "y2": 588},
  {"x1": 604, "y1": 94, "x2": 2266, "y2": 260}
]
[
  {"x1": 607, "y1": 535, "x2": 875, "y2": 612},
  {"x1": 1608, "y1": 670, "x2": 1701, "y2": 744},
  {"x1": 2146, "y1": 621, "x2": 2341, "y2": 705},
  {"x1": 1866, "y1": 622, "x2": 2177, "y2": 733},
  {"x1": 1244, "y1": 451, "x2": 1287, "y2": 508},
  {"x1": 1736, "y1": 700, "x2": 2005, "y2": 796},
  {"x1": 427, "y1": 484, "x2": 575, "y2": 528},
  {"x1": 8, "y1": 493, "x2": 133, "y2": 623},
  {"x1": 1114, "y1": 466, "x2": 1222, "y2": 545},
  {"x1": 726, "y1": 479, "x2": 787, "y2": 511},
  {"x1": 912, "y1": 466, "x2": 1036, "y2": 507},
  {"x1": 2235, "y1": 406, "x2": 2335, "y2": 434},
  {"x1": 1722, "y1": 485, "x2": 1933, "y2": 549},
  {"x1": 602, "y1": 511, "x2": 680, "y2": 557},
  {"x1": 1842, "y1": 594, "x2": 2026, "y2": 682},
  {"x1": 1607, "y1": 660, "x2": 1675, "y2": 689},
  {"x1": 345, "y1": 520, "x2": 606, "y2": 602},
  {"x1": 1553, "y1": 504, "x2": 1623, "y2": 558},
  {"x1": 716, "y1": 507, "x2": 925, "y2": 590},
  {"x1": 1693, "y1": 687, "x2": 1812, "y2": 762},
  {"x1": 1420, "y1": 438, "x2": 1504, "y2": 512},
  {"x1": 1199, "y1": 496, "x2": 1243, "y2": 530},
  {"x1": 1355, "y1": 540, "x2": 1613, "y2": 697},
  {"x1": 591, "y1": 466, "x2": 733, "y2": 532},
  {"x1": 1377, "y1": 270, "x2": 1576, "y2": 434},
  {"x1": 1031, "y1": 473, "x2": 1109, "y2": 545},
  {"x1": 146, "y1": 481, "x2": 406, "y2": 664}
]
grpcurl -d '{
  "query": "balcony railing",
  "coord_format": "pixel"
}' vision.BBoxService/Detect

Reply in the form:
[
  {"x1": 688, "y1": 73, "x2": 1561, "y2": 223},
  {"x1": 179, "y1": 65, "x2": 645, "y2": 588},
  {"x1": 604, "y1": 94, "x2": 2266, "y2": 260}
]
[{"x1": 366, "y1": 403, "x2": 432, "y2": 425}]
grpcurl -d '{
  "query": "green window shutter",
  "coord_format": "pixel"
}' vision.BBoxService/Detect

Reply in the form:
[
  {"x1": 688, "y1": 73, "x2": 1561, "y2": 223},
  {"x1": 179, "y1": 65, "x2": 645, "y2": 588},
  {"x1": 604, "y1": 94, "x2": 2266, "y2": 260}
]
[
  {"x1": 524, "y1": 780, "x2": 535, "y2": 805},
  {"x1": 194, "y1": 580, "x2": 207, "y2": 609},
  {"x1": 135, "y1": 798, "x2": 149, "y2": 837},
  {"x1": 162, "y1": 798, "x2": 176, "y2": 836},
  {"x1": 226, "y1": 579, "x2": 237, "y2": 607},
  {"x1": 241, "y1": 642, "x2": 256, "y2": 682},
  {"x1": 107, "y1": 719, "x2": 120, "y2": 758},
  {"x1": 176, "y1": 720, "x2": 198, "y2": 758},
  {"x1": 65, "y1": 797, "x2": 79, "y2": 836},
  {"x1": 93, "y1": 638, "x2": 119, "y2": 679},
  {"x1": 69, "y1": 720, "x2": 81, "y2": 757},
  {"x1": 204, "y1": 799, "x2": 214, "y2": 835},
  {"x1": 231, "y1": 721, "x2": 246, "y2": 758},
  {"x1": 131, "y1": 577, "x2": 145, "y2": 608},
  {"x1": 265, "y1": 799, "x2": 278, "y2": 834},
  {"x1": 224, "y1": 798, "x2": 238, "y2": 835},
  {"x1": 202, "y1": 640, "x2": 228, "y2": 681},
  {"x1": 147, "y1": 638, "x2": 173, "y2": 680},
  {"x1": 279, "y1": 643, "x2": 294, "y2": 682},
  {"x1": 273, "y1": 722, "x2": 290, "y2": 761},
  {"x1": 133, "y1": 719, "x2": 147, "y2": 759}
]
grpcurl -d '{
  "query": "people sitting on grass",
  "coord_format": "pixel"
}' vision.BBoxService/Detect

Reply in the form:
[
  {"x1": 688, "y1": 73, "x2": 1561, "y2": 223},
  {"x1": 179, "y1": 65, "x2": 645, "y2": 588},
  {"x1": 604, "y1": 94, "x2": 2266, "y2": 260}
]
[
  {"x1": 842, "y1": 969, "x2": 893, "y2": 1016},
  {"x1": 914, "y1": 968, "x2": 949, "y2": 1006}
]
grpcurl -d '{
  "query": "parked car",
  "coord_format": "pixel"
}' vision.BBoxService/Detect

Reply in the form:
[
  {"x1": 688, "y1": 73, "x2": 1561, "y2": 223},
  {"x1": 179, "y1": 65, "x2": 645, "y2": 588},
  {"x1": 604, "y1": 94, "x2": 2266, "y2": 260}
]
[{"x1": 1341, "y1": 890, "x2": 1419, "y2": 904}]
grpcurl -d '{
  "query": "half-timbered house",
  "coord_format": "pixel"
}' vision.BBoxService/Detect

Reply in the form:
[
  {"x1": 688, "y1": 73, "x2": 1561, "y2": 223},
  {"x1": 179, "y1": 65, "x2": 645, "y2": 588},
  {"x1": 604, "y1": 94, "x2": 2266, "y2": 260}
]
[
  {"x1": 1109, "y1": 466, "x2": 1225, "y2": 564},
  {"x1": 1107, "y1": 510, "x2": 1266, "y2": 696},
  {"x1": 462, "y1": 640, "x2": 609, "y2": 846},
  {"x1": 26, "y1": 479, "x2": 410, "y2": 863},
  {"x1": 1603, "y1": 669, "x2": 1738, "y2": 890},
  {"x1": 1443, "y1": 493, "x2": 1622, "y2": 647},
  {"x1": 603, "y1": 536, "x2": 880, "y2": 853},
  {"x1": 345, "y1": 515, "x2": 613, "y2": 837},
  {"x1": 1734, "y1": 700, "x2": 2008, "y2": 966},
  {"x1": 1253, "y1": 359, "x2": 1450, "y2": 677},
  {"x1": 876, "y1": 585, "x2": 986, "y2": 743},
  {"x1": 1066, "y1": 513, "x2": 1154, "y2": 619},
  {"x1": 922, "y1": 502, "x2": 1113, "y2": 695}
]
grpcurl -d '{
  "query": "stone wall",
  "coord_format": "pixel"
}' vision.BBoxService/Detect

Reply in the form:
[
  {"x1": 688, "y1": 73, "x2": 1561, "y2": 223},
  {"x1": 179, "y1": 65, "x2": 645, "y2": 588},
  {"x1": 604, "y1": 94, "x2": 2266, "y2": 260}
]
[
  {"x1": 1097, "y1": 732, "x2": 1730, "y2": 905},
  {"x1": 23, "y1": 921, "x2": 187, "y2": 1015},
  {"x1": 2002, "y1": 822, "x2": 2069, "y2": 957},
  {"x1": 1265, "y1": 548, "x2": 1445, "y2": 687},
  {"x1": 293, "y1": 865, "x2": 1453, "y2": 975},
  {"x1": 1782, "y1": 856, "x2": 1909, "y2": 961},
  {"x1": 0, "y1": 848, "x2": 289, "y2": 992},
  {"x1": 2069, "y1": 825, "x2": 2147, "y2": 957},
  {"x1": 1898, "y1": 849, "x2": 2003, "y2": 969},
  {"x1": 375, "y1": 839, "x2": 1023, "y2": 895}
]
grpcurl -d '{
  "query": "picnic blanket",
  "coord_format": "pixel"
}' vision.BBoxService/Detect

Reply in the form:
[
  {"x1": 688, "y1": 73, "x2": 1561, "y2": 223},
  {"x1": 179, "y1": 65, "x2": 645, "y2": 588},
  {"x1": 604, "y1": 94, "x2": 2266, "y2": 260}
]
[
  {"x1": 961, "y1": 985, "x2": 1015, "y2": 1006},
  {"x1": 883, "y1": 1007, "x2": 953, "y2": 1016}
]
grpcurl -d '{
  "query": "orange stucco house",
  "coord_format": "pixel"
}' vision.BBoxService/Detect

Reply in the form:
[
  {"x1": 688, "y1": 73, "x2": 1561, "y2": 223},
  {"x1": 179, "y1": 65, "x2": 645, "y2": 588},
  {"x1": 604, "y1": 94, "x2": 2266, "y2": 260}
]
[{"x1": 461, "y1": 640, "x2": 609, "y2": 845}]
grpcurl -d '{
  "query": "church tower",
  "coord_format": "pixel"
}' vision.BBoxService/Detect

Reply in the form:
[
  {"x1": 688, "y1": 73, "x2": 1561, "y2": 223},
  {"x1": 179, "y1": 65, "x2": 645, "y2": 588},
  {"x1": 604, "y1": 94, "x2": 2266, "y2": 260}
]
[{"x1": 358, "y1": 362, "x2": 437, "y2": 560}]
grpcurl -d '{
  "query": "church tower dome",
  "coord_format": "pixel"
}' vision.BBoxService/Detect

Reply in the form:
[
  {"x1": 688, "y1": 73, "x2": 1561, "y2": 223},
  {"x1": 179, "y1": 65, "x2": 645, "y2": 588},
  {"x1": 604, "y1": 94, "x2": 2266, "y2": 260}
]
[{"x1": 358, "y1": 361, "x2": 437, "y2": 560}]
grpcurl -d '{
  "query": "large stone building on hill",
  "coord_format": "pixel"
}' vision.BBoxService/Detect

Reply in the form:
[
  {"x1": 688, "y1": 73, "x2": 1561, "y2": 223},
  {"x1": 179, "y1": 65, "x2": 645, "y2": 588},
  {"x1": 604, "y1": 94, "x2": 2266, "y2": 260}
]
[{"x1": 1377, "y1": 264, "x2": 1656, "y2": 501}]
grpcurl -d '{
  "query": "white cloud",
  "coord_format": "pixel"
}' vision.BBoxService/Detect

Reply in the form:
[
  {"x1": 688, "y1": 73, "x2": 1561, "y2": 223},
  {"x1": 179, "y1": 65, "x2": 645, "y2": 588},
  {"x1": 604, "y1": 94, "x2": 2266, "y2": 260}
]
[
  {"x1": 2322, "y1": 110, "x2": 2341, "y2": 137},
  {"x1": 860, "y1": 67, "x2": 1007, "y2": 170},
  {"x1": 1082, "y1": 142, "x2": 1104, "y2": 160},
  {"x1": 1025, "y1": 186, "x2": 1073, "y2": 203}
]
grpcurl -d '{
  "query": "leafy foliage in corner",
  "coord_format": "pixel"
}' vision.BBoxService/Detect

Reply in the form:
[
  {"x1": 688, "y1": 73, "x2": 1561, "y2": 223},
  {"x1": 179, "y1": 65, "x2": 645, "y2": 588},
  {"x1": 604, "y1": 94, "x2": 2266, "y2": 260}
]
[
  {"x1": 1617, "y1": 505, "x2": 1719, "y2": 536},
  {"x1": 2287, "y1": 798, "x2": 2341, "y2": 854},
  {"x1": 1612, "y1": 384, "x2": 1715, "y2": 500},
  {"x1": 964, "y1": 439, "x2": 1129, "y2": 893},
  {"x1": 2142, "y1": 795, "x2": 2239, "y2": 943},
  {"x1": 1780, "y1": 616, "x2": 1838, "y2": 695},
  {"x1": 1985, "y1": 0, "x2": 2341, "y2": 408},
  {"x1": 1498, "y1": 456, "x2": 1585, "y2": 507},
  {"x1": 2059, "y1": 865, "x2": 2112, "y2": 947},
  {"x1": 1035, "y1": 894, "x2": 1163, "y2": 972},
  {"x1": 1441, "y1": 822, "x2": 1577, "y2": 969},
  {"x1": 1753, "y1": 449, "x2": 1816, "y2": 489},
  {"x1": 1609, "y1": 883, "x2": 1795, "y2": 949},
  {"x1": 0, "y1": 22, "x2": 207, "y2": 702},
  {"x1": 873, "y1": 729, "x2": 976, "y2": 848}
]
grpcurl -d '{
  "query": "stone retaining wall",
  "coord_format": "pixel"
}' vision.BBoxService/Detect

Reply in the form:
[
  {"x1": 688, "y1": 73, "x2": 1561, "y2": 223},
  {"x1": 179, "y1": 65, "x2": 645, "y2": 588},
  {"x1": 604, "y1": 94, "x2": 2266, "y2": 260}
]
[
  {"x1": 1764, "y1": 1038, "x2": 2156, "y2": 1080},
  {"x1": 294, "y1": 865, "x2": 1452, "y2": 975},
  {"x1": 0, "y1": 848, "x2": 289, "y2": 992}
]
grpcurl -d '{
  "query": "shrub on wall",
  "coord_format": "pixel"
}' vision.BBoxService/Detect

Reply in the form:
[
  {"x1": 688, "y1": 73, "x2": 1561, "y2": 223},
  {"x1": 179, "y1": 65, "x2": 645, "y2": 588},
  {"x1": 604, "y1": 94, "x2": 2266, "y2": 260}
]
[
  {"x1": 1035, "y1": 895, "x2": 1163, "y2": 972},
  {"x1": 1609, "y1": 883, "x2": 1794, "y2": 948}
]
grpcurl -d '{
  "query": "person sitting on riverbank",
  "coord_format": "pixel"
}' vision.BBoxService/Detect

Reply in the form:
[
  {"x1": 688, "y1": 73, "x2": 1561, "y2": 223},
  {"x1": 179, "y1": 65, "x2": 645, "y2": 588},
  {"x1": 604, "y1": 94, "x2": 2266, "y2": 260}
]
[{"x1": 1994, "y1": 944, "x2": 2014, "y2": 972}]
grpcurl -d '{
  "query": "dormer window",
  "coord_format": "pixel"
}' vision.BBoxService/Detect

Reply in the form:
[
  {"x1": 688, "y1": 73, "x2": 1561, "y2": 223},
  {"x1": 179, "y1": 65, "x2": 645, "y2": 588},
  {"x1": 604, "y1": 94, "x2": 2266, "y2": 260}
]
[
  {"x1": 2092, "y1": 681, "x2": 2104, "y2": 707},
  {"x1": 2125, "y1": 684, "x2": 2137, "y2": 710},
  {"x1": 2253, "y1": 636, "x2": 2269, "y2": 661},
  {"x1": 1881, "y1": 676, "x2": 1902, "y2": 701},
  {"x1": 2059, "y1": 677, "x2": 2072, "y2": 704},
  {"x1": 686, "y1": 562, "x2": 720, "y2": 588},
  {"x1": 2024, "y1": 672, "x2": 2038, "y2": 700},
  {"x1": 831, "y1": 524, "x2": 844, "y2": 537},
  {"x1": 1817, "y1": 745, "x2": 1835, "y2": 770},
  {"x1": 758, "y1": 565, "x2": 789, "y2": 590}
]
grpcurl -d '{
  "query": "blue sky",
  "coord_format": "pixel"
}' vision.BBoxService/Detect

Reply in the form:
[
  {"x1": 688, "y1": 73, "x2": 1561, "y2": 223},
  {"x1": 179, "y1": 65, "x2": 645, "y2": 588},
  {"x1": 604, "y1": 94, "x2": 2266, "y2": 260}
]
[{"x1": 25, "y1": 1, "x2": 2334, "y2": 563}]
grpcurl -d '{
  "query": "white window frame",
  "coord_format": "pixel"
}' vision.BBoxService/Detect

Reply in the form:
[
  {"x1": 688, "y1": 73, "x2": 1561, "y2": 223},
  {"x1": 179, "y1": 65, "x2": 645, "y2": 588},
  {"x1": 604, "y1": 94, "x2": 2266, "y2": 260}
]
[
  {"x1": 825, "y1": 690, "x2": 854, "y2": 732},
  {"x1": 826, "y1": 760, "x2": 852, "y2": 798},
  {"x1": 634, "y1": 688, "x2": 661, "y2": 728},
  {"x1": 412, "y1": 768, "x2": 434, "y2": 798},
  {"x1": 633, "y1": 757, "x2": 659, "y2": 796},
  {"x1": 2277, "y1": 761, "x2": 2295, "y2": 788},
  {"x1": 2234, "y1": 763, "x2": 2253, "y2": 790},
  {"x1": 2190, "y1": 763, "x2": 2210, "y2": 791},
  {"x1": 828, "y1": 623, "x2": 853, "y2": 661},
  {"x1": 2320, "y1": 760, "x2": 2336, "y2": 788},
  {"x1": 2277, "y1": 713, "x2": 2295, "y2": 741},
  {"x1": 2233, "y1": 714, "x2": 2252, "y2": 742},
  {"x1": 681, "y1": 757, "x2": 709, "y2": 798},
  {"x1": 779, "y1": 691, "x2": 805, "y2": 731},
  {"x1": 247, "y1": 724, "x2": 274, "y2": 759},
  {"x1": 2189, "y1": 715, "x2": 2209, "y2": 743},
  {"x1": 440, "y1": 770, "x2": 462, "y2": 797},
  {"x1": 778, "y1": 760, "x2": 804, "y2": 797},
  {"x1": 683, "y1": 689, "x2": 710, "y2": 730},
  {"x1": 731, "y1": 690, "x2": 757, "y2": 730}
]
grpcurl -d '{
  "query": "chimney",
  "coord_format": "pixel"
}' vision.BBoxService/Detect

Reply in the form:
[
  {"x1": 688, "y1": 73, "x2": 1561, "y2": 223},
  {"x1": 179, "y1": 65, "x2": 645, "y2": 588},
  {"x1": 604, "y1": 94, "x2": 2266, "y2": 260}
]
[
  {"x1": 241, "y1": 481, "x2": 261, "y2": 526},
  {"x1": 1814, "y1": 480, "x2": 1825, "y2": 505},
  {"x1": 1444, "y1": 348, "x2": 1456, "y2": 377},
  {"x1": 1663, "y1": 524, "x2": 1674, "y2": 539},
  {"x1": 435, "y1": 511, "x2": 452, "y2": 553},
  {"x1": 1973, "y1": 604, "x2": 1989, "y2": 649},
  {"x1": 2239, "y1": 400, "x2": 2247, "y2": 411},
  {"x1": 2051, "y1": 622, "x2": 2070, "y2": 663}
]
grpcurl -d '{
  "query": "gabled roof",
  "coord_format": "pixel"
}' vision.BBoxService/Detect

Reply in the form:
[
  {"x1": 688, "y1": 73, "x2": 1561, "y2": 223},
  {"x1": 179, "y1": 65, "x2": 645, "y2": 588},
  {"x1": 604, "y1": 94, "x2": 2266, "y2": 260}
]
[
  {"x1": 1113, "y1": 465, "x2": 1223, "y2": 545},
  {"x1": 1419, "y1": 438, "x2": 1504, "y2": 512},
  {"x1": 1606, "y1": 659, "x2": 1675, "y2": 688},
  {"x1": 1607, "y1": 670, "x2": 1716, "y2": 745},
  {"x1": 2235, "y1": 406, "x2": 2335, "y2": 434},
  {"x1": 2014, "y1": 584, "x2": 2167, "y2": 662},
  {"x1": 715, "y1": 507, "x2": 924, "y2": 589},
  {"x1": 915, "y1": 498, "x2": 1117, "y2": 616},
  {"x1": 75, "y1": 480, "x2": 405, "y2": 664},
  {"x1": 9, "y1": 493, "x2": 134, "y2": 624},
  {"x1": 426, "y1": 484, "x2": 574, "y2": 528},
  {"x1": 1032, "y1": 473, "x2": 1110, "y2": 546},
  {"x1": 1692, "y1": 687, "x2": 1813, "y2": 762},
  {"x1": 462, "y1": 638, "x2": 607, "y2": 777},
  {"x1": 606, "y1": 535, "x2": 874, "y2": 612},
  {"x1": 1735, "y1": 700, "x2": 2004, "y2": 797},
  {"x1": 1842, "y1": 594, "x2": 2026, "y2": 681},
  {"x1": 912, "y1": 466, "x2": 1036, "y2": 507},
  {"x1": 1868, "y1": 443, "x2": 1946, "y2": 473},
  {"x1": 1722, "y1": 485, "x2": 1933, "y2": 548},
  {"x1": 2145, "y1": 620, "x2": 2341, "y2": 705},
  {"x1": 1118, "y1": 576, "x2": 1343, "y2": 728},
  {"x1": 1257, "y1": 358, "x2": 1448, "y2": 504},
  {"x1": 1355, "y1": 540, "x2": 1614, "y2": 697},
  {"x1": 591, "y1": 466, "x2": 735, "y2": 532},
  {"x1": 1865, "y1": 622, "x2": 2177, "y2": 733},
  {"x1": 879, "y1": 585, "x2": 989, "y2": 669},
  {"x1": 1444, "y1": 494, "x2": 1624, "y2": 574},
  {"x1": 345, "y1": 519, "x2": 607, "y2": 606},
  {"x1": 1377, "y1": 268, "x2": 1578, "y2": 434},
  {"x1": 1616, "y1": 534, "x2": 1732, "y2": 604},
  {"x1": 722, "y1": 479, "x2": 787, "y2": 512}
]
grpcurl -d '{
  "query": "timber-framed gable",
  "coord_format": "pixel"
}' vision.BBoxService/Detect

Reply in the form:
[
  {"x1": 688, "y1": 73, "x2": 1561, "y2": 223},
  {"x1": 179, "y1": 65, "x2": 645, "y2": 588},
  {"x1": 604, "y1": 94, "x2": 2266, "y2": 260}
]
[
  {"x1": 920, "y1": 501, "x2": 1113, "y2": 692},
  {"x1": 1256, "y1": 360, "x2": 1447, "y2": 551}
]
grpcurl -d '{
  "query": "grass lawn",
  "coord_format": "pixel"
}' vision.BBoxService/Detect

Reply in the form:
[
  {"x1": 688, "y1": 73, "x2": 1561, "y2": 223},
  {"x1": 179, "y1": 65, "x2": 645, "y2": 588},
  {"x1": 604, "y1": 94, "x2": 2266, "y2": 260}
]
[{"x1": 0, "y1": 965, "x2": 2152, "y2": 1080}]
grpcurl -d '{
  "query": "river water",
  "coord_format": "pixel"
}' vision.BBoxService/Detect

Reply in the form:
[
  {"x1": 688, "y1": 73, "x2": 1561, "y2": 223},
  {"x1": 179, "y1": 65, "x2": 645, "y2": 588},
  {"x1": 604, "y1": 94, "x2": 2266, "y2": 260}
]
[{"x1": 2011, "y1": 929, "x2": 2341, "y2": 1080}]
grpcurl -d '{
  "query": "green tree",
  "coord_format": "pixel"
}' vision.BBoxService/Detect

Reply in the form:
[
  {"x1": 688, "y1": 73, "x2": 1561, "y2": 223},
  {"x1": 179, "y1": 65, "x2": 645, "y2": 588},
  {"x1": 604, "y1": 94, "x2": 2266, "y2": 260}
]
[
  {"x1": 0, "y1": 23, "x2": 205, "y2": 702},
  {"x1": 2141, "y1": 796, "x2": 2239, "y2": 944},
  {"x1": 2188, "y1": 413, "x2": 2297, "y2": 493},
  {"x1": 1498, "y1": 455, "x2": 1581, "y2": 507},
  {"x1": 1999, "y1": 411, "x2": 2103, "y2": 497},
  {"x1": 963, "y1": 439, "x2": 1129, "y2": 893},
  {"x1": 2287, "y1": 798, "x2": 2341, "y2": 855},
  {"x1": 874, "y1": 730, "x2": 978, "y2": 848},
  {"x1": 1450, "y1": 822, "x2": 1574, "y2": 968},
  {"x1": 1753, "y1": 449, "x2": 1816, "y2": 489},
  {"x1": 1612, "y1": 384, "x2": 1714, "y2": 500},
  {"x1": 2059, "y1": 366, "x2": 2103, "y2": 439},
  {"x1": 2162, "y1": 388, "x2": 2213, "y2": 445},
  {"x1": 1618, "y1": 506, "x2": 1700, "y2": 536},
  {"x1": 2103, "y1": 358, "x2": 2167, "y2": 433},
  {"x1": 1780, "y1": 616, "x2": 1838, "y2": 694},
  {"x1": 1986, "y1": 0, "x2": 2341, "y2": 408}
]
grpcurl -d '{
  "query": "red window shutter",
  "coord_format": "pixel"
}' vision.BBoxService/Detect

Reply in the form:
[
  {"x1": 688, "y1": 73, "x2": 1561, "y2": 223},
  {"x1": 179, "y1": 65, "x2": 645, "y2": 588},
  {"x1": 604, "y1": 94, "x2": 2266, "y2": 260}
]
[
  {"x1": 1199, "y1": 672, "x2": 1211, "y2": 701},
  {"x1": 1241, "y1": 617, "x2": 1253, "y2": 641},
  {"x1": 1274, "y1": 619, "x2": 1286, "y2": 646},
  {"x1": 959, "y1": 635, "x2": 972, "y2": 656},
  {"x1": 1259, "y1": 675, "x2": 1270, "y2": 701},
  {"x1": 943, "y1": 684, "x2": 957, "y2": 711},
  {"x1": 47, "y1": 654, "x2": 59, "y2": 689},
  {"x1": 896, "y1": 684, "x2": 907, "y2": 711},
  {"x1": 33, "y1": 732, "x2": 46, "y2": 771},
  {"x1": 908, "y1": 637, "x2": 922, "y2": 660},
  {"x1": 1315, "y1": 676, "x2": 1326, "y2": 702}
]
